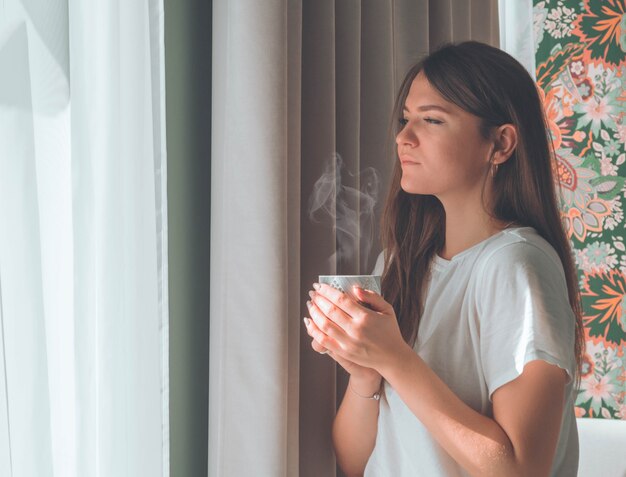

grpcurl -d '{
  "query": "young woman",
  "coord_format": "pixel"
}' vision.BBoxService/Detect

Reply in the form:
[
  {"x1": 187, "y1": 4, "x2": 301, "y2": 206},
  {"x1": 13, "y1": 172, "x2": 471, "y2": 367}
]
[{"x1": 302, "y1": 41, "x2": 583, "y2": 477}]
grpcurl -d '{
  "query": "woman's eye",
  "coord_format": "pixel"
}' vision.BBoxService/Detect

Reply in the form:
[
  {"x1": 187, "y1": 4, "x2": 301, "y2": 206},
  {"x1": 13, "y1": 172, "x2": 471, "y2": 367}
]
[{"x1": 400, "y1": 117, "x2": 442, "y2": 127}]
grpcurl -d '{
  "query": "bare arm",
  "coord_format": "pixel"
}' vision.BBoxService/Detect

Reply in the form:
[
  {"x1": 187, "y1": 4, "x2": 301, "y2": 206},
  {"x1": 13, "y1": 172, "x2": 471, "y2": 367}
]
[
  {"x1": 381, "y1": 347, "x2": 568, "y2": 477},
  {"x1": 305, "y1": 284, "x2": 568, "y2": 476},
  {"x1": 332, "y1": 251, "x2": 388, "y2": 477},
  {"x1": 304, "y1": 317, "x2": 381, "y2": 476},
  {"x1": 331, "y1": 375, "x2": 381, "y2": 477}
]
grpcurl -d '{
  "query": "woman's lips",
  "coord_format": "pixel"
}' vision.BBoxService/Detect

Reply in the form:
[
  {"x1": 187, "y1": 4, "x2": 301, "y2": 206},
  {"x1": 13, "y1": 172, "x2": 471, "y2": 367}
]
[{"x1": 399, "y1": 155, "x2": 420, "y2": 165}]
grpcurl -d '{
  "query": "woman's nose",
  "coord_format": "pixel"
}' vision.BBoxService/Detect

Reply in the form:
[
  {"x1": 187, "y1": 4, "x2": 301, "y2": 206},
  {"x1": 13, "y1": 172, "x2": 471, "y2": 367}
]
[{"x1": 396, "y1": 125, "x2": 418, "y2": 147}]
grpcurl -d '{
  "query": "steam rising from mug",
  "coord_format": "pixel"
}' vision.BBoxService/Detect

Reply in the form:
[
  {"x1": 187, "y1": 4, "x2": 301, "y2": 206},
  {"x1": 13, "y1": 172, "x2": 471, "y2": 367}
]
[{"x1": 308, "y1": 153, "x2": 380, "y2": 272}]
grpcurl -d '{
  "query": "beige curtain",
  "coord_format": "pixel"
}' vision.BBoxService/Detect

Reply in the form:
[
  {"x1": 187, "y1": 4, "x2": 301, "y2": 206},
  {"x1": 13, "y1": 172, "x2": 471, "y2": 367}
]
[{"x1": 209, "y1": 1, "x2": 499, "y2": 476}]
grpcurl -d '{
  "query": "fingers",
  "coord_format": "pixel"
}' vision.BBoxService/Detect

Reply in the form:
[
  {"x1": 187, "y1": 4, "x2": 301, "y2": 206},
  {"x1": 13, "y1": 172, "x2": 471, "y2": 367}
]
[
  {"x1": 309, "y1": 335, "x2": 329, "y2": 354},
  {"x1": 307, "y1": 295, "x2": 350, "y2": 340},
  {"x1": 303, "y1": 316, "x2": 340, "y2": 353},
  {"x1": 313, "y1": 283, "x2": 368, "y2": 319},
  {"x1": 353, "y1": 286, "x2": 392, "y2": 314},
  {"x1": 309, "y1": 290, "x2": 357, "y2": 334},
  {"x1": 304, "y1": 317, "x2": 359, "y2": 371}
]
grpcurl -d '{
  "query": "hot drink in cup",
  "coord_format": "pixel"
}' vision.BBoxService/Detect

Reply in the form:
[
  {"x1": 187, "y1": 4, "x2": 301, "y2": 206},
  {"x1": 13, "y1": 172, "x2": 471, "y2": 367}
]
[{"x1": 318, "y1": 275, "x2": 381, "y2": 309}]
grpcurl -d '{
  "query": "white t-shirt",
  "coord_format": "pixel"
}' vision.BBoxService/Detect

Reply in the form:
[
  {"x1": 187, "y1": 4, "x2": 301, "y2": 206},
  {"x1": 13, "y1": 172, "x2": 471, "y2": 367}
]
[{"x1": 364, "y1": 227, "x2": 579, "y2": 477}]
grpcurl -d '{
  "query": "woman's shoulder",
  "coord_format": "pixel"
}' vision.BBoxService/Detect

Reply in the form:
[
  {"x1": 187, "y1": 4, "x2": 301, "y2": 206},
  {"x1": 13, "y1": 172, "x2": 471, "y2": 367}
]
[
  {"x1": 477, "y1": 226, "x2": 564, "y2": 275},
  {"x1": 472, "y1": 227, "x2": 573, "y2": 315}
]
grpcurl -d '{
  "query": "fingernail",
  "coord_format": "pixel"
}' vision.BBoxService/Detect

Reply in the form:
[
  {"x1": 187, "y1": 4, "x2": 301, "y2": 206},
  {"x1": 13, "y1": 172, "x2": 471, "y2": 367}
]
[
  {"x1": 306, "y1": 300, "x2": 312, "y2": 309},
  {"x1": 318, "y1": 350, "x2": 329, "y2": 355},
  {"x1": 308, "y1": 290, "x2": 315, "y2": 299},
  {"x1": 312, "y1": 283, "x2": 321, "y2": 291},
  {"x1": 303, "y1": 317, "x2": 310, "y2": 327}
]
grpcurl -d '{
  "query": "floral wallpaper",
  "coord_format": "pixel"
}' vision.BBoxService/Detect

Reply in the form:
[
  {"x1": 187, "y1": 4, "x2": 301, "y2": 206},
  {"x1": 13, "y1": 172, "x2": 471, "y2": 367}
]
[{"x1": 533, "y1": 0, "x2": 626, "y2": 419}]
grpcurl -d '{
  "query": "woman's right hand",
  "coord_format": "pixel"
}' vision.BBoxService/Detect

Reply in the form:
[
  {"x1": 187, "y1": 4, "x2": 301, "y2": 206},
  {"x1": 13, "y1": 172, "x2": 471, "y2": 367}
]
[{"x1": 308, "y1": 326, "x2": 382, "y2": 385}]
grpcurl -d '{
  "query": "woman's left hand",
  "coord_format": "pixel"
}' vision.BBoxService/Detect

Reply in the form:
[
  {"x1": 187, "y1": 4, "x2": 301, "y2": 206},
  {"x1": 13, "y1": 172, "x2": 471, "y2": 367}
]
[{"x1": 305, "y1": 283, "x2": 408, "y2": 373}]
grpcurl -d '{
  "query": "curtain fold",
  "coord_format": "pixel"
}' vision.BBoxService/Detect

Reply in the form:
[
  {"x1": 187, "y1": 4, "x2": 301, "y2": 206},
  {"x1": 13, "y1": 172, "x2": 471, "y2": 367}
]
[
  {"x1": 210, "y1": 0, "x2": 301, "y2": 474},
  {"x1": 0, "y1": 1, "x2": 168, "y2": 475},
  {"x1": 428, "y1": 0, "x2": 499, "y2": 49},
  {"x1": 298, "y1": 3, "x2": 337, "y2": 474},
  {"x1": 69, "y1": 2, "x2": 169, "y2": 475},
  {"x1": 210, "y1": 1, "x2": 498, "y2": 476}
]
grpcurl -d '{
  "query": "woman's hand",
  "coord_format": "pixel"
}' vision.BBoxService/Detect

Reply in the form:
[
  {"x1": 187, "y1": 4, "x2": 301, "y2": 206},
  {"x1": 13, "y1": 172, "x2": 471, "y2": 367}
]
[
  {"x1": 302, "y1": 282, "x2": 408, "y2": 375},
  {"x1": 305, "y1": 324, "x2": 382, "y2": 383}
]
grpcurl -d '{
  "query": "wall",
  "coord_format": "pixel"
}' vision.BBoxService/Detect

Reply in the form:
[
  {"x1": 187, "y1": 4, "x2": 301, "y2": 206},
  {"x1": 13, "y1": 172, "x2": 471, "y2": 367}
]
[
  {"x1": 165, "y1": 0, "x2": 212, "y2": 474},
  {"x1": 534, "y1": 0, "x2": 626, "y2": 420}
]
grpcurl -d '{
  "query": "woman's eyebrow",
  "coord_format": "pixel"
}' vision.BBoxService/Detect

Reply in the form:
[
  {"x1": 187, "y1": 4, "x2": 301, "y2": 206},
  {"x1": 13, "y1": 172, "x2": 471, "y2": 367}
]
[{"x1": 402, "y1": 104, "x2": 452, "y2": 114}]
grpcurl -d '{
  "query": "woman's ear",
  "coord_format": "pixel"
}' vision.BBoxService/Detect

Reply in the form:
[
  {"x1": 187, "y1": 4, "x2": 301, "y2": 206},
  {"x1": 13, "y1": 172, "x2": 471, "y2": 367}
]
[{"x1": 492, "y1": 124, "x2": 517, "y2": 165}]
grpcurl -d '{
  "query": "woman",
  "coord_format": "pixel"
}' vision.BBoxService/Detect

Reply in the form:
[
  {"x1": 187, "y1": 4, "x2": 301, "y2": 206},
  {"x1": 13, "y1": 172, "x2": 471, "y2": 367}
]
[{"x1": 303, "y1": 41, "x2": 583, "y2": 476}]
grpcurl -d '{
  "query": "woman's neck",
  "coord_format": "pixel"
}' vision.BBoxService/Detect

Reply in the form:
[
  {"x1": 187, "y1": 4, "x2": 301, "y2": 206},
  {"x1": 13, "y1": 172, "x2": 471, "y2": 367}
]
[{"x1": 438, "y1": 198, "x2": 510, "y2": 261}]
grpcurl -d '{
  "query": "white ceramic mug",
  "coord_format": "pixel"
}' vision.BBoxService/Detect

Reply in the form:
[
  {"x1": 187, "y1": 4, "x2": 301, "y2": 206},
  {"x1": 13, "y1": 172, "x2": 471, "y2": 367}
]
[{"x1": 317, "y1": 275, "x2": 381, "y2": 307}]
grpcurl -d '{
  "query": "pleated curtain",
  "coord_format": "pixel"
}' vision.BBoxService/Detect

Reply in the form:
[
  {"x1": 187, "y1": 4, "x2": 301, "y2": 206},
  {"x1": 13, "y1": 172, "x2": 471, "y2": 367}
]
[{"x1": 209, "y1": 1, "x2": 499, "y2": 476}]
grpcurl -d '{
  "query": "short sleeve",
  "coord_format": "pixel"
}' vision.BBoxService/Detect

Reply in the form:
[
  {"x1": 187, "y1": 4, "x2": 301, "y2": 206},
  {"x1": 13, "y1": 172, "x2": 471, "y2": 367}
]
[{"x1": 476, "y1": 242, "x2": 576, "y2": 401}]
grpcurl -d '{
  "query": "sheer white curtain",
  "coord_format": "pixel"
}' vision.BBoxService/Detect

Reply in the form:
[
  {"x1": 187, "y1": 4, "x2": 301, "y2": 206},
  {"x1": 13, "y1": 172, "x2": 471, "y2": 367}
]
[
  {"x1": 0, "y1": 1, "x2": 168, "y2": 476},
  {"x1": 210, "y1": 1, "x2": 499, "y2": 476},
  {"x1": 498, "y1": 0, "x2": 535, "y2": 77}
]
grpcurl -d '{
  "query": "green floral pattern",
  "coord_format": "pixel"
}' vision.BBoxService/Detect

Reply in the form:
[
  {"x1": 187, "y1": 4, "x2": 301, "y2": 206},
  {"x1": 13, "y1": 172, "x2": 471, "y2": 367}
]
[{"x1": 534, "y1": 0, "x2": 626, "y2": 419}]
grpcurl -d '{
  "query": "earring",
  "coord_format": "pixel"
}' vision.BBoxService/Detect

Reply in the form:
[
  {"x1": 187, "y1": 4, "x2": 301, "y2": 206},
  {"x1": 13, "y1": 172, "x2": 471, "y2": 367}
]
[{"x1": 491, "y1": 163, "x2": 499, "y2": 178}]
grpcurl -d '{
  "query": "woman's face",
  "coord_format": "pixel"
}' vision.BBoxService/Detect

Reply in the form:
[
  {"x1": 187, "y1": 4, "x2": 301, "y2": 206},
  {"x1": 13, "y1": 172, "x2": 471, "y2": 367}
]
[{"x1": 396, "y1": 72, "x2": 494, "y2": 202}]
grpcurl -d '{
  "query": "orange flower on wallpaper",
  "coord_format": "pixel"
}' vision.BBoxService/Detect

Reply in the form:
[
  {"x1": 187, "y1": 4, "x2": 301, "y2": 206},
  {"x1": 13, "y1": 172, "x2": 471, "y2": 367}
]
[
  {"x1": 572, "y1": 0, "x2": 626, "y2": 68},
  {"x1": 582, "y1": 269, "x2": 626, "y2": 351},
  {"x1": 555, "y1": 151, "x2": 612, "y2": 242},
  {"x1": 554, "y1": 153, "x2": 595, "y2": 206},
  {"x1": 539, "y1": 83, "x2": 592, "y2": 156},
  {"x1": 575, "y1": 406, "x2": 587, "y2": 417},
  {"x1": 563, "y1": 200, "x2": 612, "y2": 242}
]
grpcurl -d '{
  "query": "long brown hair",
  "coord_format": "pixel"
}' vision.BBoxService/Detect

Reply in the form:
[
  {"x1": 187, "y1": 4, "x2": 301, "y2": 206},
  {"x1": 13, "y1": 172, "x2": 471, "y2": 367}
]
[{"x1": 380, "y1": 41, "x2": 584, "y2": 383}]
